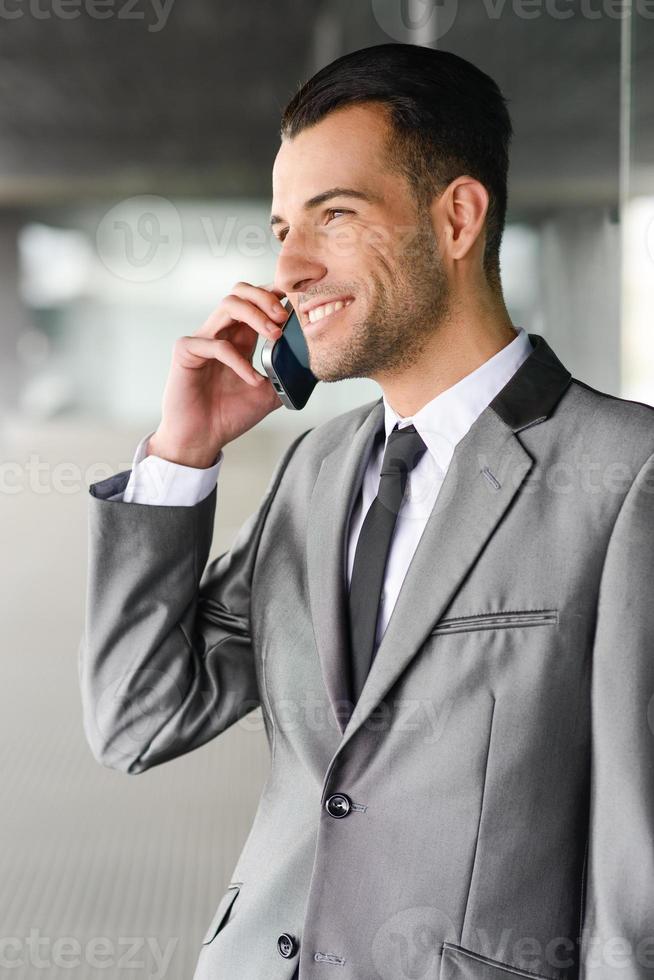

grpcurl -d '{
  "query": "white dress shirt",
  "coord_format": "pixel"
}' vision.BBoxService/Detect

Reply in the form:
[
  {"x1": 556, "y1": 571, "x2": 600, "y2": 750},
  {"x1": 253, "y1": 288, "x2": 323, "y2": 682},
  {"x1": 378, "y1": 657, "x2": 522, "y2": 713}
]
[
  {"x1": 347, "y1": 327, "x2": 533, "y2": 650},
  {"x1": 110, "y1": 327, "x2": 533, "y2": 644}
]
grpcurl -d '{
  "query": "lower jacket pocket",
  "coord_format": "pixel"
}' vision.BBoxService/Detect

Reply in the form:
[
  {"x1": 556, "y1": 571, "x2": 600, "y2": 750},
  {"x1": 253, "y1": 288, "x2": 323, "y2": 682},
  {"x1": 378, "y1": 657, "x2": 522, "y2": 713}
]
[
  {"x1": 440, "y1": 942, "x2": 558, "y2": 980},
  {"x1": 201, "y1": 885, "x2": 240, "y2": 945}
]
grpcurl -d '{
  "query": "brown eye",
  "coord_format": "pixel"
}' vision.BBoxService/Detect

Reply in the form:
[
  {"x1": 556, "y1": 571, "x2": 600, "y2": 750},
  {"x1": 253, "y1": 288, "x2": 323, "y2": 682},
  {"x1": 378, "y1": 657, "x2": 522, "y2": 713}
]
[
  {"x1": 276, "y1": 208, "x2": 350, "y2": 243},
  {"x1": 326, "y1": 208, "x2": 350, "y2": 221}
]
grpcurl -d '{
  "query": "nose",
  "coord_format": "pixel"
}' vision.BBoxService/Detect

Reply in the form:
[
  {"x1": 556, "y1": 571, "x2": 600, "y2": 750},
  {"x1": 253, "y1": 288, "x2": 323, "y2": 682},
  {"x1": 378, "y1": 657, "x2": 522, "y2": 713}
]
[{"x1": 273, "y1": 230, "x2": 327, "y2": 300}]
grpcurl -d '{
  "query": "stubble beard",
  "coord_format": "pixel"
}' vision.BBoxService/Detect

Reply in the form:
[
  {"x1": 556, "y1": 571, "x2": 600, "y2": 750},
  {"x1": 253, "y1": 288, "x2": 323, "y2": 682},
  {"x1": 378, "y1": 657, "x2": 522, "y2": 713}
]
[{"x1": 307, "y1": 218, "x2": 451, "y2": 384}]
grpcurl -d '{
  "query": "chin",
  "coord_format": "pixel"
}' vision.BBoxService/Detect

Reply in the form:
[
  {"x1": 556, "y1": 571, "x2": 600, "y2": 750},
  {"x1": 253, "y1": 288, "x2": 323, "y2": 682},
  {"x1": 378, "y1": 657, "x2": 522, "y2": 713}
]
[
  {"x1": 307, "y1": 356, "x2": 343, "y2": 384},
  {"x1": 312, "y1": 362, "x2": 359, "y2": 384}
]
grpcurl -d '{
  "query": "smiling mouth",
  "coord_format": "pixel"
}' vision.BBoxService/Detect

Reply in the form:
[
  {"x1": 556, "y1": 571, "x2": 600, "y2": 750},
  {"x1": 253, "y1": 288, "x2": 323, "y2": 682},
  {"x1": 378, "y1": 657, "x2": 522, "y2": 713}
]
[{"x1": 303, "y1": 297, "x2": 355, "y2": 326}]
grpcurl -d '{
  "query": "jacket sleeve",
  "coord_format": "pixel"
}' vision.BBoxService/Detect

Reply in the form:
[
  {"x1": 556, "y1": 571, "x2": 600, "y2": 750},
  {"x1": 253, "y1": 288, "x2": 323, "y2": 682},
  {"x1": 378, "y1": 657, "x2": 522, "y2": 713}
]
[
  {"x1": 78, "y1": 428, "x2": 312, "y2": 775},
  {"x1": 580, "y1": 449, "x2": 654, "y2": 978}
]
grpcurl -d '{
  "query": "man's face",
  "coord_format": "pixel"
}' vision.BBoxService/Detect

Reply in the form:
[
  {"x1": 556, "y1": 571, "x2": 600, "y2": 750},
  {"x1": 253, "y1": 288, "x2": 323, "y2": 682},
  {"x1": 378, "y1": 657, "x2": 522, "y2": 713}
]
[{"x1": 270, "y1": 102, "x2": 451, "y2": 383}]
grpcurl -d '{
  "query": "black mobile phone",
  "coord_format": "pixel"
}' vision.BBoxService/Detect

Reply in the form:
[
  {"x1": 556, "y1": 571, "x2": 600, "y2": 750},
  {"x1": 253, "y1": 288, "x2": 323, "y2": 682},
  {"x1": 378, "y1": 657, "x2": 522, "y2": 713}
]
[{"x1": 260, "y1": 297, "x2": 319, "y2": 410}]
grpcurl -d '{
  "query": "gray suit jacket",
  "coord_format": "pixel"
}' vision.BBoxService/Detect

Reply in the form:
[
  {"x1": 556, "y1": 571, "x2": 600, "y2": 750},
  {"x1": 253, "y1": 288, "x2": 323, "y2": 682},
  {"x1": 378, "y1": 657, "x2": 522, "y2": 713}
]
[{"x1": 79, "y1": 334, "x2": 654, "y2": 980}]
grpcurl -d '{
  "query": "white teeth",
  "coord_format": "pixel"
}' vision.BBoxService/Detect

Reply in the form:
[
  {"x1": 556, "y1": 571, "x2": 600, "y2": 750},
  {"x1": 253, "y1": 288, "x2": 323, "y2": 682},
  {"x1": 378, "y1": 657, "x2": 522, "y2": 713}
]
[{"x1": 307, "y1": 298, "x2": 353, "y2": 324}]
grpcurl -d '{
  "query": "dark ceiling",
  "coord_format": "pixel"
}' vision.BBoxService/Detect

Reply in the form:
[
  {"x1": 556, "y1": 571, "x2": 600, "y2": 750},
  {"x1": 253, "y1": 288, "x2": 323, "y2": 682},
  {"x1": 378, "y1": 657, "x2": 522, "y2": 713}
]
[{"x1": 0, "y1": 0, "x2": 651, "y2": 215}]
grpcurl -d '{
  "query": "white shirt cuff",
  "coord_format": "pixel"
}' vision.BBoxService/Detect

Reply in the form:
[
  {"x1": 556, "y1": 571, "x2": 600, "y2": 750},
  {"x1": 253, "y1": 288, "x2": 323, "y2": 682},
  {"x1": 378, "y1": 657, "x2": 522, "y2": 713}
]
[{"x1": 110, "y1": 429, "x2": 224, "y2": 506}]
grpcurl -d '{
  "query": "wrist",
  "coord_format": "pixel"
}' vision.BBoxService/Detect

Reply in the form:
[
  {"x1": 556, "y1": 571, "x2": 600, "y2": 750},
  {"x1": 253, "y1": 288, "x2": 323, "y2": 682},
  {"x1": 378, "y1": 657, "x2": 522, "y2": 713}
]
[{"x1": 147, "y1": 436, "x2": 222, "y2": 469}]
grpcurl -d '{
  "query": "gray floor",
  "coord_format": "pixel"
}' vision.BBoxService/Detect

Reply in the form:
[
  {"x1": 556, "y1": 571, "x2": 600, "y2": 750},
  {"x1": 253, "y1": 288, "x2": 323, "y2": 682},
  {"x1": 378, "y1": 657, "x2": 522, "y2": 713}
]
[{"x1": 0, "y1": 412, "x2": 304, "y2": 979}]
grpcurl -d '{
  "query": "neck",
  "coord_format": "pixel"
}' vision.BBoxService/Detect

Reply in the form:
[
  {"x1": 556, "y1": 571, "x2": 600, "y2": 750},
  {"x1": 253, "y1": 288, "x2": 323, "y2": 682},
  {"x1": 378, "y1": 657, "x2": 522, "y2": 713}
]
[{"x1": 376, "y1": 289, "x2": 518, "y2": 418}]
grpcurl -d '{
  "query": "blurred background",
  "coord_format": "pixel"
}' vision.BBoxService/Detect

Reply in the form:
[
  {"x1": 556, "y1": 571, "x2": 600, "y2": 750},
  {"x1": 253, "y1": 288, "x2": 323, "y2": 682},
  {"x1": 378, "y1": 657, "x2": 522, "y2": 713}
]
[{"x1": 1, "y1": 2, "x2": 652, "y2": 977}]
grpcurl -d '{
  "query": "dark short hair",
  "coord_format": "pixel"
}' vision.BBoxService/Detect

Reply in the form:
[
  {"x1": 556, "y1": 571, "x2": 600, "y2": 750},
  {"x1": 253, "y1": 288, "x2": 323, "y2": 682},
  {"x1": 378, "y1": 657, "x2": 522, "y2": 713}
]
[{"x1": 280, "y1": 43, "x2": 513, "y2": 290}]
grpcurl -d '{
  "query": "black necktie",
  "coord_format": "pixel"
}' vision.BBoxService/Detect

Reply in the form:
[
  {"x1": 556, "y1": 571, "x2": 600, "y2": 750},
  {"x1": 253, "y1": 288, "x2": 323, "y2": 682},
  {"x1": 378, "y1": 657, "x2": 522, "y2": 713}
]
[{"x1": 347, "y1": 423, "x2": 428, "y2": 706}]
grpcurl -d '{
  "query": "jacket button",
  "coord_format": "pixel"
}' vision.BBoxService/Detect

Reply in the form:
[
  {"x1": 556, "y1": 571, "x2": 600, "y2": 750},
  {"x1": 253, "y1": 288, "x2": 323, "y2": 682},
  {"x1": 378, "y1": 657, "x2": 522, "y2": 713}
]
[
  {"x1": 277, "y1": 933, "x2": 298, "y2": 958},
  {"x1": 325, "y1": 793, "x2": 351, "y2": 818}
]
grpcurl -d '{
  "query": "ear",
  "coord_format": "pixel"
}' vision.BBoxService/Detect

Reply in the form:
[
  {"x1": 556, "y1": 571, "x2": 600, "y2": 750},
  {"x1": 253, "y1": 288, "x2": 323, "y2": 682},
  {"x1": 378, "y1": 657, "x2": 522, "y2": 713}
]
[{"x1": 431, "y1": 176, "x2": 489, "y2": 265}]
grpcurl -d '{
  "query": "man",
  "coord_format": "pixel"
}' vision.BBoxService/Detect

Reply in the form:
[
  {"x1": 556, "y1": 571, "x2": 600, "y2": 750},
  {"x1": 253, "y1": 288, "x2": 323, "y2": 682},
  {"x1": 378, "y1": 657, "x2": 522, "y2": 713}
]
[{"x1": 79, "y1": 43, "x2": 654, "y2": 980}]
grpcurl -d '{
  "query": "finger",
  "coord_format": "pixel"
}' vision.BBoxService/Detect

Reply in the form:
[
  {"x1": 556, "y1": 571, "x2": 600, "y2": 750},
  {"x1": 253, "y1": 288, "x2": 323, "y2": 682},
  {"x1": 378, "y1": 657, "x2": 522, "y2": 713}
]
[
  {"x1": 177, "y1": 335, "x2": 266, "y2": 387},
  {"x1": 260, "y1": 282, "x2": 288, "y2": 302},
  {"x1": 229, "y1": 280, "x2": 288, "y2": 320},
  {"x1": 196, "y1": 293, "x2": 286, "y2": 344}
]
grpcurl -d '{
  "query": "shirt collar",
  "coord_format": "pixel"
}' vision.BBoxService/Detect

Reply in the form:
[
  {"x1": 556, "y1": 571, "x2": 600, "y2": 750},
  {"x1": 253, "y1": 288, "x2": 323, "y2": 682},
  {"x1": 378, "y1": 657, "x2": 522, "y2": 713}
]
[{"x1": 382, "y1": 327, "x2": 534, "y2": 473}]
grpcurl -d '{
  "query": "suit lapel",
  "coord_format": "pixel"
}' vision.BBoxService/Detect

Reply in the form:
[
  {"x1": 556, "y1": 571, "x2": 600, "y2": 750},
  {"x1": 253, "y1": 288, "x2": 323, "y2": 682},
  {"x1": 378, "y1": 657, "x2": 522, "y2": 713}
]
[
  {"x1": 306, "y1": 398, "x2": 385, "y2": 734},
  {"x1": 306, "y1": 333, "x2": 572, "y2": 746}
]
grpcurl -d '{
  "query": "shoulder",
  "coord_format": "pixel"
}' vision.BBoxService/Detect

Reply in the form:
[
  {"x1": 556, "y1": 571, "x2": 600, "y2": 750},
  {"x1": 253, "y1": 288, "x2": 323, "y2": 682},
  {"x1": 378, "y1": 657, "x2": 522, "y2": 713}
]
[
  {"x1": 261, "y1": 396, "x2": 381, "y2": 503},
  {"x1": 290, "y1": 396, "x2": 382, "y2": 458},
  {"x1": 561, "y1": 378, "x2": 654, "y2": 465}
]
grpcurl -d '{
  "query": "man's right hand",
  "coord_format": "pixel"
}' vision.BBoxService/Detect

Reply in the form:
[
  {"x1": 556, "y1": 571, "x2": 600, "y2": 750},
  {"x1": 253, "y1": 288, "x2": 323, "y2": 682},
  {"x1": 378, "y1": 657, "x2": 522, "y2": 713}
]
[{"x1": 147, "y1": 282, "x2": 289, "y2": 468}]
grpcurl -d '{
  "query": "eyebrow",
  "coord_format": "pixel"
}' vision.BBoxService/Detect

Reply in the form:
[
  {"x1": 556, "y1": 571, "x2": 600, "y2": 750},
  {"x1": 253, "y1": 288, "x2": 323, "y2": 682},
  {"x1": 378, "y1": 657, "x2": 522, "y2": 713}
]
[{"x1": 269, "y1": 186, "x2": 382, "y2": 228}]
